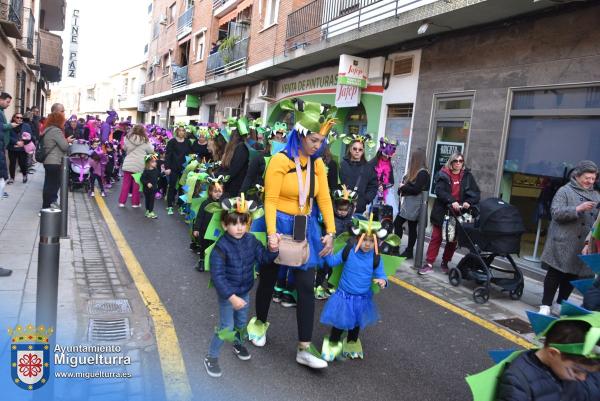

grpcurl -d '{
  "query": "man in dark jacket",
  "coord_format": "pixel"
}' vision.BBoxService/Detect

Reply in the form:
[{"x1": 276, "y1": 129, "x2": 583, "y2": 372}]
[
  {"x1": 339, "y1": 140, "x2": 378, "y2": 213},
  {"x1": 419, "y1": 153, "x2": 480, "y2": 275}
]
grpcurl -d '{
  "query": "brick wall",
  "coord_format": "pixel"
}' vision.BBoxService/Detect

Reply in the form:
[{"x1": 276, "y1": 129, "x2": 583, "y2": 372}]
[{"x1": 145, "y1": 0, "x2": 178, "y2": 96}]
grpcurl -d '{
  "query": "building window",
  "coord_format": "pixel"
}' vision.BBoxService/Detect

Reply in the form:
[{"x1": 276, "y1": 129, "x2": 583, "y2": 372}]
[
  {"x1": 263, "y1": 0, "x2": 280, "y2": 28},
  {"x1": 123, "y1": 78, "x2": 128, "y2": 95},
  {"x1": 131, "y1": 78, "x2": 136, "y2": 94},
  {"x1": 208, "y1": 105, "x2": 216, "y2": 123},
  {"x1": 168, "y1": 3, "x2": 176, "y2": 25},
  {"x1": 194, "y1": 31, "x2": 205, "y2": 62},
  {"x1": 152, "y1": 21, "x2": 159, "y2": 39},
  {"x1": 162, "y1": 54, "x2": 170, "y2": 76},
  {"x1": 148, "y1": 66, "x2": 154, "y2": 82}
]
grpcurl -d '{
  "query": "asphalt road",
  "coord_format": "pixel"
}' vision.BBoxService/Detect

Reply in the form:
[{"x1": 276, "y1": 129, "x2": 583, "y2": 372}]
[{"x1": 100, "y1": 190, "x2": 519, "y2": 401}]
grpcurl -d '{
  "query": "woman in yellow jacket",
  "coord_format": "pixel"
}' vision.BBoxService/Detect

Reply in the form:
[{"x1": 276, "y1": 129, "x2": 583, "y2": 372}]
[{"x1": 248, "y1": 99, "x2": 337, "y2": 369}]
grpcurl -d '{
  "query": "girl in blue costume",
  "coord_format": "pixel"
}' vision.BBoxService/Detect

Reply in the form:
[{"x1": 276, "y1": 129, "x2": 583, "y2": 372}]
[{"x1": 320, "y1": 215, "x2": 388, "y2": 361}]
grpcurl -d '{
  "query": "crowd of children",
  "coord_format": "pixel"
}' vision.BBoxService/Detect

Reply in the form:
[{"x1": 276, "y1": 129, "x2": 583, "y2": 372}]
[{"x1": 84, "y1": 107, "x2": 600, "y2": 396}]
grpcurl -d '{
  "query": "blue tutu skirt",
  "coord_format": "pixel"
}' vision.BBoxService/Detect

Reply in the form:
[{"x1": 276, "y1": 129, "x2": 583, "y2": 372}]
[
  {"x1": 276, "y1": 210, "x2": 324, "y2": 271},
  {"x1": 320, "y1": 289, "x2": 379, "y2": 330}
]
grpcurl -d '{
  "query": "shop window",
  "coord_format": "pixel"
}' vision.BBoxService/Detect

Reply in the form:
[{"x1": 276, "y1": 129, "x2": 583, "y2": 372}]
[
  {"x1": 502, "y1": 84, "x2": 600, "y2": 260},
  {"x1": 385, "y1": 103, "x2": 414, "y2": 193}
]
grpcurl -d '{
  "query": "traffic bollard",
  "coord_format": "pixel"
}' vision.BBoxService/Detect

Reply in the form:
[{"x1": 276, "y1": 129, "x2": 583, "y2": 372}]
[
  {"x1": 413, "y1": 190, "x2": 429, "y2": 268},
  {"x1": 60, "y1": 155, "x2": 69, "y2": 238},
  {"x1": 36, "y1": 208, "x2": 61, "y2": 331}
]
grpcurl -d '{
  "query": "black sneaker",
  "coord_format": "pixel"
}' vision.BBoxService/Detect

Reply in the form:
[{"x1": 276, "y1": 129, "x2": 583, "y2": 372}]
[
  {"x1": 272, "y1": 289, "x2": 283, "y2": 303},
  {"x1": 204, "y1": 356, "x2": 222, "y2": 377},
  {"x1": 233, "y1": 343, "x2": 251, "y2": 361},
  {"x1": 399, "y1": 249, "x2": 413, "y2": 260},
  {"x1": 280, "y1": 292, "x2": 297, "y2": 308},
  {"x1": 195, "y1": 259, "x2": 205, "y2": 272}
]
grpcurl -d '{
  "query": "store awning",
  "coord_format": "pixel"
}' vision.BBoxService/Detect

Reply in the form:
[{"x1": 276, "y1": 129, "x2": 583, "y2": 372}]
[{"x1": 218, "y1": 0, "x2": 253, "y2": 26}]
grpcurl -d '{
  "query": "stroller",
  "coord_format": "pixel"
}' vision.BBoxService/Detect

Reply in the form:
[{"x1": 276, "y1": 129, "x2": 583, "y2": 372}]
[
  {"x1": 450, "y1": 198, "x2": 525, "y2": 304},
  {"x1": 68, "y1": 142, "x2": 91, "y2": 192}
]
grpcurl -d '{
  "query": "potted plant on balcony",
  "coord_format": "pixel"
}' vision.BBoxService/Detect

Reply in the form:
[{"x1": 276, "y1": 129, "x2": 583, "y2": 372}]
[{"x1": 219, "y1": 35, "x2": 240, "y2": 70}]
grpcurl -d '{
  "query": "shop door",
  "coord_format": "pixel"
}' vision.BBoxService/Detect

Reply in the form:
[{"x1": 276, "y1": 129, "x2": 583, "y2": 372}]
[{"x1": 385, "y1": 104, "x2": 413, "y2": 212}]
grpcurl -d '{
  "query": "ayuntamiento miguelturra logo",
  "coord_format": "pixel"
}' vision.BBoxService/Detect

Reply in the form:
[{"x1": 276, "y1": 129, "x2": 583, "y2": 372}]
[{"x1": 8, "y1": 324, "x2": 53, "y2": 391}]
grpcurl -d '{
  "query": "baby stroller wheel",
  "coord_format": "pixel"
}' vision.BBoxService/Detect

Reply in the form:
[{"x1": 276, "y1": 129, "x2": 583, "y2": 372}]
[
  {"x1": 473, "y1": 286, "x2": 489, "y2": 304},
  {"x1": 509, "y1": 284, "x2": 524, "y2": 300},
  {"x1": 448, "y1": 267, "x2": 461, "y2": 287}
]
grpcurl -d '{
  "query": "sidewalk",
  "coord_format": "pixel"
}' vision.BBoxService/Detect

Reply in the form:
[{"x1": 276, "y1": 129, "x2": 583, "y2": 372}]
[
  {"x1": 393, "y1": 241, "x2": 583, "y2": 344},
  {"x1": 0, "y1": 168, "x2": 161, "y2": 401}
]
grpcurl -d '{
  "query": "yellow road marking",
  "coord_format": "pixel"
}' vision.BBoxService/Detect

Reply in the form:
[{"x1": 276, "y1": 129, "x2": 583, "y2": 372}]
[
  {"x1": 388, "y1": 276, "x2": 534, "y2": 349},
  {"x1": 94, "y1": 194, "x2": 192, "y2": 401}
]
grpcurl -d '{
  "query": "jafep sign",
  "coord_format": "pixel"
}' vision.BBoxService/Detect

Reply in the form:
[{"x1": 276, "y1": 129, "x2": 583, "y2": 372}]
[
  {"x1": 68, "y1": 10, "x2": 80, "y2": 78},
  {"x1": 335, "y1": 84, "x2": 360, "y2": 108},
  {"x1": 337, "y1": 55, "x2": 368, "y2": 88}
]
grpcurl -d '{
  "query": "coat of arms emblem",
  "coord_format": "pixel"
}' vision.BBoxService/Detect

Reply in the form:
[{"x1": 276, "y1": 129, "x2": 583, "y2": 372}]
[{"x1": 9, "y1": 324, "x2": 53, "y2": 390}]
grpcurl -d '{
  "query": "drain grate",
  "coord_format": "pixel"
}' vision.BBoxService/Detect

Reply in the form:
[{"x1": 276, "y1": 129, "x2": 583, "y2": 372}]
[
  {"x1": 88, "y1": 318, "x2": 130, "y2": 342},
  {"x1": 493, "y1": 318, "x2": 533, "y2": 335},
  {"x1": 87, "y1": 299, "x2": 132, "y2": 315}
]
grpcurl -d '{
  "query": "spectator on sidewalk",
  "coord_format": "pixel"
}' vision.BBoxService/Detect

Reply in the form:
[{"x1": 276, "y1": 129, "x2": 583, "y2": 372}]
[
  {"x1": 539, "y1": 160, "x2": 600, "y2": 316},
  {"x1": 118, "y1": 124, "x2": 153, "y2": 208},
  {"x1": 418, "y1": 152, "x2": 480, "y2": 275},
  {"x1": 339, "y1": 137, "x2": 378, "y2": 214},
  {"x1": 65, "y1": 115, "x2": 84, "y2": 140},
  {"x1": 30, "y1": 106, "x2": 41, "y2": 144},
  {"x1": 7, "y1": 112, "x2": 31, "y2": 184},
  {"x1": 1, "y1": 92, "x2": 21, "y2": 200},
  {"x1": 42, "y1": 106, "x2": 73, "y2": 209},
  {"x1": 394, "y1": 148, "x2": 430, "y2": 259}
]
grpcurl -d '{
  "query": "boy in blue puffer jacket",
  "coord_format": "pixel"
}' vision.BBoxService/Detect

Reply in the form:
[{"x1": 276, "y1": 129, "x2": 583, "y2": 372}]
[{"x1": 204, "y1": 195, "x2": 278, "y2": 378}]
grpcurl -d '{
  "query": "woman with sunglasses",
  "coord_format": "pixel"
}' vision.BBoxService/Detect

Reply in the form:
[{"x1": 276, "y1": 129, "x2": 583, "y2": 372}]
[
  {"x1": 7, "y1": 113, "x2": 31, "y2": 184},
  {"x1": 418, "y1": 152, "x2": 480, "y2": 275},
  {"x1": 339, "y1": 137, "x2": 378, "y2": 213}
]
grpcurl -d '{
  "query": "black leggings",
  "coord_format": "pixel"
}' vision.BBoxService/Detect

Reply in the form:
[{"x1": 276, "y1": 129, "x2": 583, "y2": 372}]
[
  {"x1": 394, "y1": 215, "x2": 418, "y2": 253},
  {"x1": 89, "y1": 174, "x2": 104, "y2": 192},
  {"x1": 255, "y1": 263, "x2": 316, "y2": 342},
  {"x1": 8, "y1": 150, "x2": 28, "y2": 179},
  {"x1": 42, "y1": 164, "x2": 61, "y2": 208},
  {"x1": 144, "y1": 189, "x2": 156, "y2": 212},
  {"x1": 542, "y1": 264, "x2": 578, "y2": 306},
  {"x1": 166, "y1": 171, "x2": 181, "y2": 207},
  {"x1": 330, "y1": 326, "x2": 360, "y2": 343}
]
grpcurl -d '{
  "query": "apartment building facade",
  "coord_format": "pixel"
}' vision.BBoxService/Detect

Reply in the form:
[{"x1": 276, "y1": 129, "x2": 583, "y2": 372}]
[{"x1": 0, "y1": 0, "x2": 66, "y2": 117}]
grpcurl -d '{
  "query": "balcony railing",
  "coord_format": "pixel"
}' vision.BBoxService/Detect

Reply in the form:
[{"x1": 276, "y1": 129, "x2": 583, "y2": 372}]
[
  {"x1": 172, "y1": 65, "x2": 188, "y2": 89},
  {"x1": 176, "y1": 5, "x2": 194, "y2": 38},
  {"x1": 0, "y1": 0, "x2": 23, "y2": 38},
  {"x1": 286, "y1": 0, "x2": 436, "y2": 47},
  {"x1": 16, "y1": 7, "x2": 34, "y2": 58},
  {"x1": 39, "y1": 29, "x2": 63, "y2": 82},
  {"x1": 206, "y1": 37, "x2": 249, "y2": 79},
  {"x1": 28, "y1": 32, "x2": 40, "y2": 70},
  {"x1": 212, "y1": 0, "x2": 225, "y2": 10}
]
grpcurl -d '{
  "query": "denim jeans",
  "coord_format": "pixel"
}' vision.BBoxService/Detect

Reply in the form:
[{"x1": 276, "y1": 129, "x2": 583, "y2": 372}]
[{"x1": 208, "y1": 292, "x2": 250, "y2": 358}]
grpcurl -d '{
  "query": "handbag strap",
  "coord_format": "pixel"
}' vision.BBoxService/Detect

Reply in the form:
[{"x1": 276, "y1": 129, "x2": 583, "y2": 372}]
[{"x1": 294, "y1": 157, "x2": 311, "y2": 212}]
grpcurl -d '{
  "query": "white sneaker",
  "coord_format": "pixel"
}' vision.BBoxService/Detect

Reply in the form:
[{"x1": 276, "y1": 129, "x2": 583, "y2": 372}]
[
  {"x1": 251, "y1": 335, "x2": 266, "y2": 347},
  {"x1": 296, "y1": 346, "x2": 327, "y2": 369},
  {"x1": 128, "y1": 193, "x2": 132, "y2": 198},
  {"x1": 132, "y1": 204, "x2": 140, "y2": 208},
  {"x1": 538, "y1": 305, "x2": 551, "y2": 316},
  {"x1": 119, "y1": 203, "x2": 125, "y2": 208},
  {"x1": 551, "y1": 303, "x2": 562, "y2": 317}
]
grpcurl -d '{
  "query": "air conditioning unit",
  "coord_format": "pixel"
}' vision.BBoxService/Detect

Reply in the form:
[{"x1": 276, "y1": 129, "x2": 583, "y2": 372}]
[
  {"x1": 223, "y1": 107, "x2": 241, "y2": 119},
  {"x1": 258, "y1": 80, "x2": 275, "y2": 100},
  {"x1": 159, "y1": 14, "x2": 167, "y2": 25}
]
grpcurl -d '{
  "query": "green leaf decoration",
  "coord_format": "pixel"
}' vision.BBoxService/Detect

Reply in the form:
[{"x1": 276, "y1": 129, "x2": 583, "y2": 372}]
[
  {"x1": 204, "y1": 202, "x2": 223, "y2": 214},
  {"x1": 216, "y1": 327, "x2": 237, "y2": 343},
  {"x1": 204, "y1": 212, "x2": 223, "y2": 241},
  {"x1": 247, "y1": 317, "x2": 270, "y2": 340},
  {"x1": 132, "y1": 172, "x2": 142, "y2": 192},
  {"x1": 466, "y1": 351, "x2": 525, "y2": 401},
  {"x1": 384, "y1": 234, "x2": 401, "y2": 247}
]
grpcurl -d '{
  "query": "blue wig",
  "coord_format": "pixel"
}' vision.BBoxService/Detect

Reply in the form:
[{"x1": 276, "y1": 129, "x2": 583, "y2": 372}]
[{"x1": 284, "y1": 128, "x2": 327, "y2": 159}]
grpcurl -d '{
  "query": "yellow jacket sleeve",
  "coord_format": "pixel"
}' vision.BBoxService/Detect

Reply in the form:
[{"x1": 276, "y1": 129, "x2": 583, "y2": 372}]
[
  {"x1": 264, "y1": 153, "x2": 286, "y2": 235},
  {"x1": 315, "y1": 158, "x2": 336, "y2": 234}
]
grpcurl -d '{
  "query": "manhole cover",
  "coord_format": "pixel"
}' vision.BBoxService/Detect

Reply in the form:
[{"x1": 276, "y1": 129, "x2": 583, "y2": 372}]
[
  {"x1": 88, "y1": 318, "x2": 130, "y2": 342},
  {"x1": 493, "y1": 318, "x2": 533, "y2": 334},
  {"x1": 88, "y1": 299, "x2": 132, "y2": 315}
]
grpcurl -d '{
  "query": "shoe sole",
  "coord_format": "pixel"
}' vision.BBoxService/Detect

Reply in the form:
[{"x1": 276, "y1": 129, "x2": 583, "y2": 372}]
[
  {"x1": 233, "y1": 349, "x2": 251, "y2": 361},
  {"x1": 204, "y1": 361, "x2": 222, "y2": 378},
  {"x1": 281, "y1": 302, "x2": 296, "y2": 308},
  {"x1": 251, "y1": 337, "x2": 266, "y2": 347},
  {"x1": 296, "y1": 355, "x2": 327, "y2": 369},
  {"x1": 417, "y1": 270, "x2": 433, "y2": 275}
]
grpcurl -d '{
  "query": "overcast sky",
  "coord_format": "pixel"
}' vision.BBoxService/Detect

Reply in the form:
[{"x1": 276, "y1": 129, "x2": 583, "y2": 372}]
[{"x1": 58, "y1": 0, "x2": 149, "y2": 85}]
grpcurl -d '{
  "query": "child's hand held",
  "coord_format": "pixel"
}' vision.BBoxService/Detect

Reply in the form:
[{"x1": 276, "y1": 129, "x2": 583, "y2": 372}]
[
  {"x1": 193, "y1": 231, "x2": 199, "y2": 237},
  {"x1": 373, "y1": 278, "x2": 386, "y2": 289}
]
